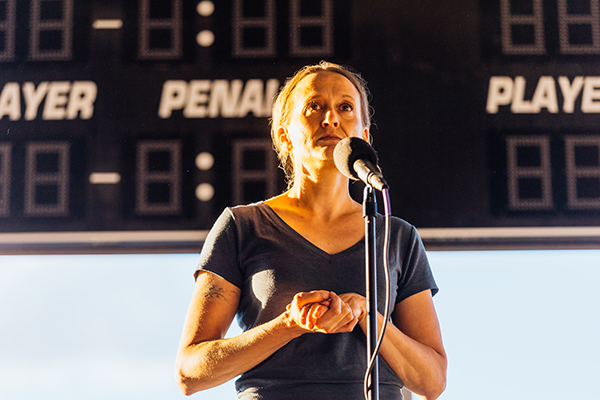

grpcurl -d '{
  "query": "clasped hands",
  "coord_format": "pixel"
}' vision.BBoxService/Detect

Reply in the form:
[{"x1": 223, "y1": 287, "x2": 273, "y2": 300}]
[{"x1": 285, "y1": 291, "x2": 366, "y2": 334}]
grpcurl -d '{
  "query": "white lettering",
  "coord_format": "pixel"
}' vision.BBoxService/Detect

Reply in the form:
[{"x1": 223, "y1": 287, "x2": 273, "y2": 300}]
[
  {"x1": 486, "y1": 76, "x2": 513, "y2": 114},
  {"x1": 22, "y1": 82, "x2": 49, "y2": 120},
  {"x1": 581, "y1": 77, "x2": 600, "y2": 113},
  {"x1": 158, "y1": 80, "x2": 188, "y2": 118},
  {"x1": 66, "y1": 81, "x2": 97, "y2": 120},
  {"x1": 238, "y1": 79, "x2": 265, "y2": 117},
  {"x1": 558, "y1": 76, "x2": 584, "y2": 113},
  {"x1": 511, "y1": 76, "x2": 536, "y2": 113},
  {"x1": 158, "y1": 79, "x2": 280, "y2": 119},
  {"x1": 42, "y1": 82, "x2": 71, "y2": 120},
  {"x1": 0, "y1": 81, "x2": 97, "y2": 121},
  {"x1": 264, "y1": 79, "x2": 280, "y2": 116},
  {"x1": 487, "y1": 76, "x2": 600, "y2": 114},
  {"x1": 530, "y1": 76, "x2": 558, "y2": 113},
  {"x1": 183, "y1": 80, "x2": 211, "y2": 118},
  {"x1": 208, "y1": 80, "x2": 243, "y2": 118},
  {"x1": 0, "y1": 83, "x2": 21, "y2": 121}
]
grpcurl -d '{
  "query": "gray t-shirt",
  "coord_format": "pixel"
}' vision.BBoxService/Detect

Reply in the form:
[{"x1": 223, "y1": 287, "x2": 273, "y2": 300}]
[{"x1": 196, "y1": 202, "x2": 438, "y2": 399}]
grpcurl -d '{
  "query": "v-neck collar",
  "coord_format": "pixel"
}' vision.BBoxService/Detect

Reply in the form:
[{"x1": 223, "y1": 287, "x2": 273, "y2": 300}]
[{"x1": 257, "y1": 202, "x2": 379, "y2": 259}]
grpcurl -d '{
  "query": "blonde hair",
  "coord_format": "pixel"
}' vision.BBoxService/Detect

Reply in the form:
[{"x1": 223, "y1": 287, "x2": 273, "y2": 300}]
[{"x1": 270, "y1": 61, "x2": 373, "y2": 188}]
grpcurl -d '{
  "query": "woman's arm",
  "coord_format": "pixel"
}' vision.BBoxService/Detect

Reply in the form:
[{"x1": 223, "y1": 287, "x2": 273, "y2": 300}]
[
  {"x1": 175, "y1": 271, "x2": 298, "y2": 395},
  {"x1": 340, "y1": 290, "x2": 447, "y2": 400},
  {"x1": 175, "y1": 271, "x2": 357, "y2": 396}
]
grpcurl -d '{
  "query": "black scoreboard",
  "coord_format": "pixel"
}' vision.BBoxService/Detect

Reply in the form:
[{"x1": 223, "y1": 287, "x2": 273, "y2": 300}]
[{"x1": 2, "y1": 0, "x2": 600, "y2": 253}]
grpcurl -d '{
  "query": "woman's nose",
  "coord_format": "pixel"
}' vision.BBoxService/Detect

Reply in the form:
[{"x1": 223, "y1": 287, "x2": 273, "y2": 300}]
[{"x1": 322, "y1": 109, "x2": 339, "y2": 128}]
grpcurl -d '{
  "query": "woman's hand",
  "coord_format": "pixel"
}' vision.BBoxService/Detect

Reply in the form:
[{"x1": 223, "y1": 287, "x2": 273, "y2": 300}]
[
  {"x1": 339, "y1": 292, "x2": 367, "y2": 327},
  {"x1": 286, "y1": 291, "x2": 358, "y2": 334}
]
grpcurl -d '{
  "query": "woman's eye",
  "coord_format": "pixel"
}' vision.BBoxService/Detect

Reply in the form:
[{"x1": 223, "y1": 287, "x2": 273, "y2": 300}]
[
  {"x1": 309, "y1": 102, "x2": 321, "y2": 111},
  {"x1": 340, "y1": 103, "x2": 353, "y2": 112},
  {"x1": 305, "y1": 102, "x2": 322, "y2": 114}
]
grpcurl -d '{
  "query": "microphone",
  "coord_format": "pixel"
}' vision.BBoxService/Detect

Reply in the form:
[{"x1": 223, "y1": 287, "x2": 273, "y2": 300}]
[{"x1": 334, "y1": 137, "x2": 389, "y2": 191}]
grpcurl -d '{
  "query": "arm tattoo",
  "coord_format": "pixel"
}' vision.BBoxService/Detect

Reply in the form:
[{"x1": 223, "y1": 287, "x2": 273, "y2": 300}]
[{"x1": 203, "y1": 285, "x2": 235, "y2": 305}]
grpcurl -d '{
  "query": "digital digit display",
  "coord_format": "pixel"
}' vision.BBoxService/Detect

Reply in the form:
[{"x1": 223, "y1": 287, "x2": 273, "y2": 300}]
[{"x1": 1, "y1": 0, "x2": 599, "y2": 252}]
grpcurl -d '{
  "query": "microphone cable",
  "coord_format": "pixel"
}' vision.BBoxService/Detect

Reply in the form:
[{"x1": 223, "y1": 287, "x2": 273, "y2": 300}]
[{"x1": 363, "y1": 187, "x2": 392, "y2": 400}]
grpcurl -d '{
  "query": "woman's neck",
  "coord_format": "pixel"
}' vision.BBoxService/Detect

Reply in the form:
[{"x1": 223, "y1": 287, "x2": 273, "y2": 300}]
[{"x1": 283, "y1": 170, "x2": 359, "y2": 218}]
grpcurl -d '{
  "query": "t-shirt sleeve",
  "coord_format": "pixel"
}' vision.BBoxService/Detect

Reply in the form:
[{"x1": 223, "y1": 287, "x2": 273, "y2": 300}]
[
  {"x1": 395, "y1": 225, "x2": 438, "y2": 304},
  {"x1": 194, "y1": 208, "x2": 243, "y2": 288}
]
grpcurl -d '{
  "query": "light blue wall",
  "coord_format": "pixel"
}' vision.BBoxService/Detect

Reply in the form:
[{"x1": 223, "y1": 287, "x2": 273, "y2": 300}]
[{"x1": 0, "y1": 250, "x2": 598, "y2": 400}]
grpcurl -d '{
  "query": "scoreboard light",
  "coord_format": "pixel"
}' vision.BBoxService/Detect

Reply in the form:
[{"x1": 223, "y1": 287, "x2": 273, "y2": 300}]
[{"x1": 1, "y1": 0, "x2": 600, "y2": 253}]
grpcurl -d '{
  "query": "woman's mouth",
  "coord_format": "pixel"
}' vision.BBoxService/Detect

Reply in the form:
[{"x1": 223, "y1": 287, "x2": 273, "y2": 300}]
[{"x1": 318, "y1": 135, "x2": 341, "y2": 141}]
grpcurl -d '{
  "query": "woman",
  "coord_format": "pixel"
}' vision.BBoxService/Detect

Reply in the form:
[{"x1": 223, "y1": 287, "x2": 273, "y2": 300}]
[{"x1": 175, "y1": 61, "x2": 447, "y2": 399}]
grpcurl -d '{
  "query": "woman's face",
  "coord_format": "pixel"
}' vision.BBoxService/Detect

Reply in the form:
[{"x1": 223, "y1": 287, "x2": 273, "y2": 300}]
[{"x1": 278, "y1": 71, "x2": 369, "y2": 171}]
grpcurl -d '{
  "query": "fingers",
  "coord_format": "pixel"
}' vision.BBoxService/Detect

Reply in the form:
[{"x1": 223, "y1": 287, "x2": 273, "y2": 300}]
[
  {"x1": 303, "y1": 302, "x2": 329, "y2": 329},
  {"x1": 308, "y1": 292, "x2": 358, "y2": 334},
  {"x1": 287, "y1": 291, "x2": 331, "y2": 331},
  {"x1": 292, "y1": 291, "x2": 331, "y2": 308},
  {"x1": 286, "y1": 291, "x2": 359, "y2": 334},
  {"x1": 339, "y1": 292, "x2": 367, "y2": 325}
]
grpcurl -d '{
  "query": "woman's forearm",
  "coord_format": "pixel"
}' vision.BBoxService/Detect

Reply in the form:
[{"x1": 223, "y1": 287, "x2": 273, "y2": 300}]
[
  {"x1": 175, "y1": 290, "x2": 349, "y2": 395},
  {"x1": 362, "y1": 312, "x2": 447, "y2": 400},
  {"x1": 175, "y1": 311, "x2": 303, "y2": 395},
  {"x1": 345, "y1": 289, "x2": 446, "y2": 400}
]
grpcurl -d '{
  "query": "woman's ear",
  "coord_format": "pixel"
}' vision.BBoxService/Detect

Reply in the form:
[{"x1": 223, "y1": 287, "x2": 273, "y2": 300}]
[
  {"x1": 278, "y1": 126, "x2": 292, "y2": 151},
  {"x1": 362, "y1": 128, "x2": 370, "y2": 143}
]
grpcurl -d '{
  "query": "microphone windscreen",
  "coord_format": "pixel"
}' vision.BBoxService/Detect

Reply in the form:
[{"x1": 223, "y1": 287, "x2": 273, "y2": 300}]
[{"x1": 333, "y1": 137, "x2": 379, "y2": 180}]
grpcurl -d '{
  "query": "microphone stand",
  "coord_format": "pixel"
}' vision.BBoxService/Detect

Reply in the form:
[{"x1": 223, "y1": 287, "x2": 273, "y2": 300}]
[{"x1": 363, "y1": 184, "x2": 379, "y2": 400}]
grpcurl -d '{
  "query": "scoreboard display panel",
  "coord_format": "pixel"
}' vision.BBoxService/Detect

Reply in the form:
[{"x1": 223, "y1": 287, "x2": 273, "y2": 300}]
[{"x1": 1, "y1": 0, "x2": 600, "y2": 252}]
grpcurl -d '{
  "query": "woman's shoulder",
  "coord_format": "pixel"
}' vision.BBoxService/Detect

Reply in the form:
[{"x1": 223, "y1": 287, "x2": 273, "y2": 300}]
[
  {"x1": 206, "y1": 202, "x2": 272, "y2": 243},
  {"x1": 222, "y1": 201, "x2": 272, "y2": 223},
  {"x1": 376, "y1": 215, "x2": 426, "y2": 248},
  {"x1": 229, "y1": 201, "x2": 269, "y2": 212},
  {"x1": 379, "y1": 214, "x2": 418, "y2": 232}
]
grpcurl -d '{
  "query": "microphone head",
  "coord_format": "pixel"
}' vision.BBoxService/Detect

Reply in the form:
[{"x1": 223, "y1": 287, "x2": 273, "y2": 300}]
[{"x1": 333, "y1": 137, "x2": 379, "y2": 180}]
